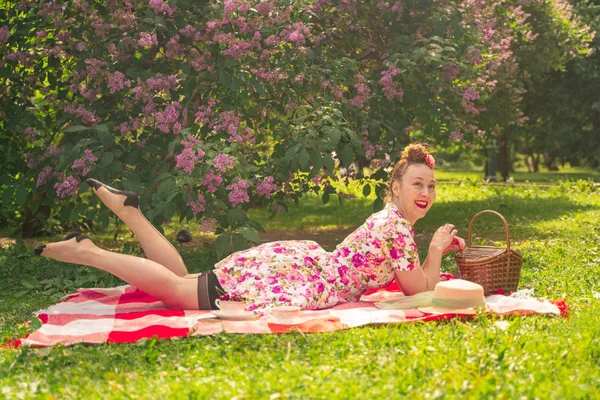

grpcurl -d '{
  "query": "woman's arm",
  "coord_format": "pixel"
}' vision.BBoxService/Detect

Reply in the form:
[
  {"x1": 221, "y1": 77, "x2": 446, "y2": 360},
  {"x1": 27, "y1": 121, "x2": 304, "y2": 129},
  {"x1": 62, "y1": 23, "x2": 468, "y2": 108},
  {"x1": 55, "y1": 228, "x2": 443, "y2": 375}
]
[{"x1": 394, "y1": 224, "x2": 460, "y2": 295}]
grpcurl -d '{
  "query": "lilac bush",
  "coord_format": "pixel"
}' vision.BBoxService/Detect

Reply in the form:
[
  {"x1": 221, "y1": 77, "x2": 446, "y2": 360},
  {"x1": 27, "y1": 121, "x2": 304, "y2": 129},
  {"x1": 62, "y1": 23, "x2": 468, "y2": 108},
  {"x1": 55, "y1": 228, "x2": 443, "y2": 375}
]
[{"x1": 0, "y1": 0, "x2": 591, "y2": 254}]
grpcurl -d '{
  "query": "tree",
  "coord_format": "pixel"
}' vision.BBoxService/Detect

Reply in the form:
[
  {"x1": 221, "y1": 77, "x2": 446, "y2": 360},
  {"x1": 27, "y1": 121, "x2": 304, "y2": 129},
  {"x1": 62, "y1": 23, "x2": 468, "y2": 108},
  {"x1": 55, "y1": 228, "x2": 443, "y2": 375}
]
[{"x1": 0, "y1": 0, "x2": 592, "y2": 254}]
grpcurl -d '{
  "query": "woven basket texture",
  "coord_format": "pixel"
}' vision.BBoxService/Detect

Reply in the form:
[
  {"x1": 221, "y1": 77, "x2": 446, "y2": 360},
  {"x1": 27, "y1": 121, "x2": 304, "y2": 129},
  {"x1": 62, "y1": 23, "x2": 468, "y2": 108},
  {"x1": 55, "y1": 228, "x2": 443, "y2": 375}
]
[{"x1": 455, "y1": 210, "x2": 523, "y2": 295}]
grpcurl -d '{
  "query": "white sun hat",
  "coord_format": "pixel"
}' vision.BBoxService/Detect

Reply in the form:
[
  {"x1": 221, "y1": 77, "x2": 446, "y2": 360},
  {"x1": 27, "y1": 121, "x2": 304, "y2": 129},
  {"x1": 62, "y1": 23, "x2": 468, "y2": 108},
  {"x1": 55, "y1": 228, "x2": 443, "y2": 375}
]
[{"x1": 417, "y1": 279, "x2": 488, "y2": 315}]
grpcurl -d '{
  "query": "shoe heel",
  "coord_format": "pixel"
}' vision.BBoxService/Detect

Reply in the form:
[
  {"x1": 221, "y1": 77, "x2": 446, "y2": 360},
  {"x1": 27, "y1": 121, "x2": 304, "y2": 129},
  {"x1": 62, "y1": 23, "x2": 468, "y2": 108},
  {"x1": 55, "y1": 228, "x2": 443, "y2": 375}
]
[
  {"x1": 86, "y1": 178, "x2": 140, "y2": 209},
  {"x1": 34, "y1": 245, "x2": 46, "y2": 256}
]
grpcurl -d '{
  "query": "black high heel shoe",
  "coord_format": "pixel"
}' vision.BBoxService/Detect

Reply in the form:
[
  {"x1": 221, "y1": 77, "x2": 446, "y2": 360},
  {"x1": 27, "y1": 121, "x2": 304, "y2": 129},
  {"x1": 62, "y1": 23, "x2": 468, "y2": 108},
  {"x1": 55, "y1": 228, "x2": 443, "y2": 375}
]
[
  {"x1": 86, "y1": 178, "x2": 140, "y2": 209},
  {"x1": 33, "y1": 232, "x2": 90, "y2": 256}
]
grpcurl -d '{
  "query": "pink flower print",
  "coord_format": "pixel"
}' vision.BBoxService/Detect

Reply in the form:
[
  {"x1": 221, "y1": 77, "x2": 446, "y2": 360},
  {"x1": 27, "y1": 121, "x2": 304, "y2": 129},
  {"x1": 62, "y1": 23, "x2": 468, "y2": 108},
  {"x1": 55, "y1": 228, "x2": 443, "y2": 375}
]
[
  {"x1": 394, "y1": 236, "x2": 407, "y2": 248},
  {"x1": 317, "y1": 282, "x2": 325, "y2": 293},
  {"x1": 272, "y1": 286, "x2": 283, "y2": 294},
  {"x1": 389, "y1": 247, "x2": 403, "y2": 260},
  {"x1": 304, "y1": 256, "x2": 315, "y2": 267},
  {"x1": 278, "y1": 294, "x2": 292, "y2": 302},
  {"x1": 351, "y1": 253, "x2": 367, "y2": 268},
  {"x1": 265, "y1": 276, "x2": 277, "y2": 285}
]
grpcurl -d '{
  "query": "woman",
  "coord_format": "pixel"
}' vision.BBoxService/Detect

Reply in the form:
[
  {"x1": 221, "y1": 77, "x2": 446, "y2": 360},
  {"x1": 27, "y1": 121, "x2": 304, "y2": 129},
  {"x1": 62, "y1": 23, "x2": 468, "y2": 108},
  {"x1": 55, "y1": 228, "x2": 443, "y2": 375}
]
[{"x1": 35, "y1": 143, "x2": 464, "y2": 311}]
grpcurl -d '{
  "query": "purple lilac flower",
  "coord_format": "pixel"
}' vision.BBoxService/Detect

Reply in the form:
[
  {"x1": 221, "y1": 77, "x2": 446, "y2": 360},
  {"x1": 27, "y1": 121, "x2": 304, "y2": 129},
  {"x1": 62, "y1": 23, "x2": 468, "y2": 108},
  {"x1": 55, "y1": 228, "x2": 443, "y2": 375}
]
[
  {"x1": 175, "y1": 136, "x2": 205, "y2": 174},
  {"x1": 54, "y1": 176, "x2": 80, "y2": 198},
  {"x1": 25, "y1": 127, "x2": 40, "y2": 143},
  {"x1": 0, "y1": 26, "x2": 10, "y2": 43},
  {"x1": 72, "y1": 149, "x2": 98, "y2": 176},
  {"x1": 187, "y1": 193, "x2": 205, "y2": 215},
  {"x1": 463, "y1": 87, "x2": 480, "y2": 101},
  {"x1": 450, "y1": 131, "x2": 464, "y2": 142},
  {"x1": 138, "y1": 32, "x2": 158, "y2": 47},
  {"x1": 200, "y1": 217, "x2": 216, "y2": 233},
  {"x1": 256, "y1": 176, "x2": 278, "y2": 199},
  {"x1": 107, "y1": 71, "x2": 131, "y2": 94},
  {"x1": 149, "y1": 0, "x2": 173, "y2": 16},
  {"x1": 36, "y1": 166, "x2": 53, "y2": 187},
  {"x1": 201, "y1": 169, "x2": 223, "y2": 193},
  {"x1": 226, "y1": 178, "x2": 250, "y2": 207},
  {"x1": 213, "y1": 153, "x2": 235, "y2": 173}
]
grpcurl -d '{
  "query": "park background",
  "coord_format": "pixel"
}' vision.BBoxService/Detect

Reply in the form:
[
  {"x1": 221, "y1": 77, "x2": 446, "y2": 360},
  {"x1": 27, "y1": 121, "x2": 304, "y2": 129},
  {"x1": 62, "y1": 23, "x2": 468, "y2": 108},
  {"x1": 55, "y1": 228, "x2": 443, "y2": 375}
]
[{"x1": 1, "y1": 0, "x2": 599, "y2": 398}]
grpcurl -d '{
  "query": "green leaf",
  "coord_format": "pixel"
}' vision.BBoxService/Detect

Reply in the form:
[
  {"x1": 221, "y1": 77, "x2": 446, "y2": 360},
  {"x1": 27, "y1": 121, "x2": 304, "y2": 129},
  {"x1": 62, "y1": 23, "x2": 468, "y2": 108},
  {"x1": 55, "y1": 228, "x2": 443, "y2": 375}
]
[
  {"x1": 339, "y1": 144, "x2": 354, "y2": 167},
  {"x1": 307, "y1": 150, "x2": 323, "y2": 180},
  {"x1": 214, "y1": 232, "x2": 231, "y2": 259},
  {"x1": 363, "y1": 184, "x2": 371, "y2": 197},
  {"x1": 298, "y1": 147, "x2": 310, "y2": 169},
  {"x1": 322, "y1": 192, "x2": 330, "y2": 204},
  {"x1": 242, "y1": 227, "x2": 260, "y2": 244},
  {"x1": 15, "y1": 185, "x2": 28, "y2": 206},
  {"x1": 157, "y1": 178, "x2": 176, "y2": 198},
  {"x1": 227, "y1": 207, "x2": 246, "y2": 226},
  {"x1": 323, "y1": 152, "x2": 335, "y2": 172},
  {"x1": 163, "y1": 202, "x2": 176, "y2": 220},
  {"x1": 98, "y1": 212, "x2": 110, "y2": 228},
  {"x1": 64, "y1": 125, "x2": 88, "y2": 133},
  {"x1": 96, "y1": 124, "x2": 109, "y2": 133},
  {"x1": 326, "y1": 127, "x2": 342, "y2": 147},
  {"x1": 29, "y1": 317, "x2": 42, "y2": 330},
  {"x1": 70, "y1": 203, "x2": 87, "y2": 222},
  {"x1": 232, "y1": 233, "x2": 249, "y2": 252},
  {"x1": 128, "y1": 150, "x2": 139, "y2": 164},
  {"x1": 373, "y1": 197, "x2": 384, "y2": 212},
  {"x1": 21, "y1": 274, "x2": 37, "y2": 289},
  {"x1": 248, "y1": 220, "x2": 266, "y2": 233},
  {"x1": 101, "y1": 152, "x2": 114, "y2": 166},
  {"x1": 100, "y1": 132, "x2": 113, "y2": 148},
  {"x1": 2, "y1": 185, "x2": 15, "y2": 205}
]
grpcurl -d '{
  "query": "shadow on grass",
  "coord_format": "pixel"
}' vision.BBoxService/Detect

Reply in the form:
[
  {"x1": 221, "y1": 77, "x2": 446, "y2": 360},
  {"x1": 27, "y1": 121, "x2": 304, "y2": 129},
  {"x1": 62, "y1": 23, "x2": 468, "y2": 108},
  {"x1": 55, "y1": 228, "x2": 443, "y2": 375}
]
[{"x1": 250, "y1": 192, "x2": 598, "y2": 246}]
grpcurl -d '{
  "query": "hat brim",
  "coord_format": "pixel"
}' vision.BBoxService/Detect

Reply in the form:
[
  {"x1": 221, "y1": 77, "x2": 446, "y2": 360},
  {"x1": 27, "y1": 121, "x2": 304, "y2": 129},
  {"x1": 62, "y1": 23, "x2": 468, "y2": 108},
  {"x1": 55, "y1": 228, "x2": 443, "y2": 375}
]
[{"x1": 417, "y1": 304, "x2": 489, "y2": 315}]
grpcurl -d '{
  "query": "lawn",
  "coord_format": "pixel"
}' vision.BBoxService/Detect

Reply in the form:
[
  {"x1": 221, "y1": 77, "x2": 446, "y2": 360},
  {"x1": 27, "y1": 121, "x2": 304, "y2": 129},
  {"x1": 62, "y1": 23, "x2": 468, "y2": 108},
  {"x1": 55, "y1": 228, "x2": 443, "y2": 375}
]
[{"x1": 1, "y1": 174, "x2": 599, "y2": 398}]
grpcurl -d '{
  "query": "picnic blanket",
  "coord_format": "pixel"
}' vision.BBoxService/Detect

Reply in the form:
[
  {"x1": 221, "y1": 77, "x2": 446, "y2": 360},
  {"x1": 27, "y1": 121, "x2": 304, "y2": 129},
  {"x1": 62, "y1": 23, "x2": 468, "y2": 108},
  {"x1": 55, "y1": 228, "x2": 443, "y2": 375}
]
[{"x1": 17, "y1": 279, "x2": 568, "y2": 347}]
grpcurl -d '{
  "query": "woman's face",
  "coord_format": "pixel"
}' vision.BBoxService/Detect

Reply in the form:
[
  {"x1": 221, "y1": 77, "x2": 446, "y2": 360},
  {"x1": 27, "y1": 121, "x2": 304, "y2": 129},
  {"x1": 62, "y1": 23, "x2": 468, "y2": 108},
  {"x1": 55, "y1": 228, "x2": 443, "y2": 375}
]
[{"x1": 391, "y1": 163, "x2": 436, "y2": 225}]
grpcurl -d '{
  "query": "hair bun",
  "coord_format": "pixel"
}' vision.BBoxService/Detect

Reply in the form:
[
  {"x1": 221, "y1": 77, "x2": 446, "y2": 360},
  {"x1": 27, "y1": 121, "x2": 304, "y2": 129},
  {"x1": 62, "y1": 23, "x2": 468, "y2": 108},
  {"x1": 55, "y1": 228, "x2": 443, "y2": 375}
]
[{"x1": 401, "y1": 143, "x2": 429, "y2": 162}]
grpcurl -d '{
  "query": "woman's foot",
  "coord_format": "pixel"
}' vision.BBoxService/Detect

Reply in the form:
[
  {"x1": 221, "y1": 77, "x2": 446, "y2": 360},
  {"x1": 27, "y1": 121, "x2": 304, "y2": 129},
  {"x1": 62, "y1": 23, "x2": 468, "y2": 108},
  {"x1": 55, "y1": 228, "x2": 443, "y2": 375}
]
[
  {"x1": 87, "y1": 178, "x2": 140, "y2": 217},
  {"x1": 34, "y1": 233, "x2": 96, "y2": 264}
]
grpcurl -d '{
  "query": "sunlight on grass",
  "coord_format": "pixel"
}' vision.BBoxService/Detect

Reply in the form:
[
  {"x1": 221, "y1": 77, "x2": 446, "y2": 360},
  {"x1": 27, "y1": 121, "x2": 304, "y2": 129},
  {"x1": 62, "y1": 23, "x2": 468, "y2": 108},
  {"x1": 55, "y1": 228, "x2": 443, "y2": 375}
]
[{"x1": 1, "y1": 172, "x2": 599, "y2": 399}]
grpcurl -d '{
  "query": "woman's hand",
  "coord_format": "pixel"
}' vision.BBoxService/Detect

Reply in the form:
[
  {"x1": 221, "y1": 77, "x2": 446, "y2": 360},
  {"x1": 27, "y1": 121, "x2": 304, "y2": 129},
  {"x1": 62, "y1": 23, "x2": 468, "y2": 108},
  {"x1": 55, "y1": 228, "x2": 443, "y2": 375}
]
[
  {"x1": 442, "y1": 235, "x2": 466, "y2": 255},
  {"x1": 429, "y1": 224, "x2": 463, "y2": 255}
]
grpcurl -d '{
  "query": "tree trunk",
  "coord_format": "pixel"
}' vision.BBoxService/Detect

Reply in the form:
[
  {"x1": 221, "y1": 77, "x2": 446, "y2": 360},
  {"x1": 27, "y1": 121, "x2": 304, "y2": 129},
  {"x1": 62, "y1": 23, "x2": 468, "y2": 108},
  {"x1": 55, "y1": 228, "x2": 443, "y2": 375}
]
[
  {"x1": 533, "y1": 153, "x2": 540, "y2": 172},
  {"x1": 543, "y1": 153, "x2": 559, "y2": 171},
  {"x1": 497, "y1": 132, "x2": 509, "y2": 181},
  {"x1": 21, "y1": 193, "x2": 51, "y2": 238}
]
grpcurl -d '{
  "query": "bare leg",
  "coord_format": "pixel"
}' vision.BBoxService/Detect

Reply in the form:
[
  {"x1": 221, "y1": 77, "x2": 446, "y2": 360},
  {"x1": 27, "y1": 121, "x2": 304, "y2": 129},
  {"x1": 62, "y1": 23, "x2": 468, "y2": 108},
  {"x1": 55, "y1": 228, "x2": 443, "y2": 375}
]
[
  {"x1": 88, "y1": 180, "x2": 188, "y2": 277},
  {"x1": 39, "y1": 236, "x2": 199, "y2": 309}
]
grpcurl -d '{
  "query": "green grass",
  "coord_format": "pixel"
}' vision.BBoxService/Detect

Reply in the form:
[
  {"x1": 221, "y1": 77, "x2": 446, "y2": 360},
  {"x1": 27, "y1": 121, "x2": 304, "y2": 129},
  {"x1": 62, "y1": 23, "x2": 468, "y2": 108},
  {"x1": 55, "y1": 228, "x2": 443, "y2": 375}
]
[
  {"x1": 1, "y1": 176, "x2": 600, "y2": 398},
  {"x1": 435, "y1": 165, "x2": 600, "y2": 183}
]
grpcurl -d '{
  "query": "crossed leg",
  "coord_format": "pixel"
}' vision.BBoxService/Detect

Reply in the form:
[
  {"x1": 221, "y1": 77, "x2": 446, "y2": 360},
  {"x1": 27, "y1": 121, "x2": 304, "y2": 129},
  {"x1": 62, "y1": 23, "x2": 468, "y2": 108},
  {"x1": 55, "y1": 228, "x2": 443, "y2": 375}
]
[
  {"x1": 38, "y1": 235, "x2": 199, "y2": 309},
  {"x1": 35, "y1": 180, "x2": 202, "y2": 309},
  {"x1": 89, "y1": 180, "x2": 189, "y2": 277}
]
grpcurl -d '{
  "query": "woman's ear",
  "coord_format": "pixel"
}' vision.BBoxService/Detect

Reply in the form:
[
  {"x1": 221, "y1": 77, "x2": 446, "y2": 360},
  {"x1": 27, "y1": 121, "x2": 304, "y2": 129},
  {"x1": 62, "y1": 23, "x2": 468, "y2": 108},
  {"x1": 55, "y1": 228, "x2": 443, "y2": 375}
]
[{"x1": 391, "y1": 180, "x2": 401, "y2": 198}]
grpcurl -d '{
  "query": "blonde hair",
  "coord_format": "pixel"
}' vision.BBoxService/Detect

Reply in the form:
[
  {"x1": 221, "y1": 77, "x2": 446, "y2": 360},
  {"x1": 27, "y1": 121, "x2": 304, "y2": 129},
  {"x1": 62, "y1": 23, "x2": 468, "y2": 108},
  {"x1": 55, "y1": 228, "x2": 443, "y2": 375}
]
[{"x1": 385, "y1": 143, "x2": 433, "y2": 203}]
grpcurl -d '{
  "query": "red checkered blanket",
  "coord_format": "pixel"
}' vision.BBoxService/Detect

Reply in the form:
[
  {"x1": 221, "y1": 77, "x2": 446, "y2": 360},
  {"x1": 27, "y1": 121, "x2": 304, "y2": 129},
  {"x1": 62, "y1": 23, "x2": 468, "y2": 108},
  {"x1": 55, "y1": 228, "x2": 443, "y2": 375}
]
[{"x1": 17, "y1": 280, "x2": 567, "y2": 347}]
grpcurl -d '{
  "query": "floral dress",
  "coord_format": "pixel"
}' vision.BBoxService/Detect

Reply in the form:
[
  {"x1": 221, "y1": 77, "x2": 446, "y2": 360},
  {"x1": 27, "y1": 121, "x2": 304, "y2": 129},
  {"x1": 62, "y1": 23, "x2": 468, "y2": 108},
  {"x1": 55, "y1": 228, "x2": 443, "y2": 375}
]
[{"x1": 213, "y1": 202, "x2": 421, "y2": 311}]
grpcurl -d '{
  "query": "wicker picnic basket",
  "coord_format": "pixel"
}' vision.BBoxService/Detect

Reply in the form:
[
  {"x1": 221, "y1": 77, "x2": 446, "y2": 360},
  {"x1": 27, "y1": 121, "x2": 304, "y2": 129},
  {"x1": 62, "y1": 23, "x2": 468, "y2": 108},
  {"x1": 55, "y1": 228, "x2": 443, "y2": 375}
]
[{"x1": 454, "y1": 210, "x2": 523, "y2": 295}]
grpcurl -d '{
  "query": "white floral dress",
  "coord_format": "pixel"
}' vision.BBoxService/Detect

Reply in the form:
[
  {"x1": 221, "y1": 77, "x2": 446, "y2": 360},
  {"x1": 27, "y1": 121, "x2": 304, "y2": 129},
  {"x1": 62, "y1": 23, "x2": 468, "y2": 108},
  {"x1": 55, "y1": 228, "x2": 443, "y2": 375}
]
[{"x1": 213, "y1": 202, "x2": 421, "y2": 311}]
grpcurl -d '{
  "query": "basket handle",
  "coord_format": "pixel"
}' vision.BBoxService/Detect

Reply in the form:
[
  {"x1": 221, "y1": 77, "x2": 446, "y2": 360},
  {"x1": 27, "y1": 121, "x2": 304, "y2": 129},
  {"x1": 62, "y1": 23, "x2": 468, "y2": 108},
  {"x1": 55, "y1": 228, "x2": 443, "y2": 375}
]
[{"x1": 467, "y1": 210, "x2": 511, "y2": 251}]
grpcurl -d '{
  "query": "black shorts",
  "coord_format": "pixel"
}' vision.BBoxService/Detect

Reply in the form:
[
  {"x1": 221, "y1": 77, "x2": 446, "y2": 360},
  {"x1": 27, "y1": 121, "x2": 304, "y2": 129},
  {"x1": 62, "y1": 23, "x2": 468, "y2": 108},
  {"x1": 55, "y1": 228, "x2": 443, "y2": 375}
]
[{"x1": 197, "y1": 271, "x2": 226, "y2": 310}]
